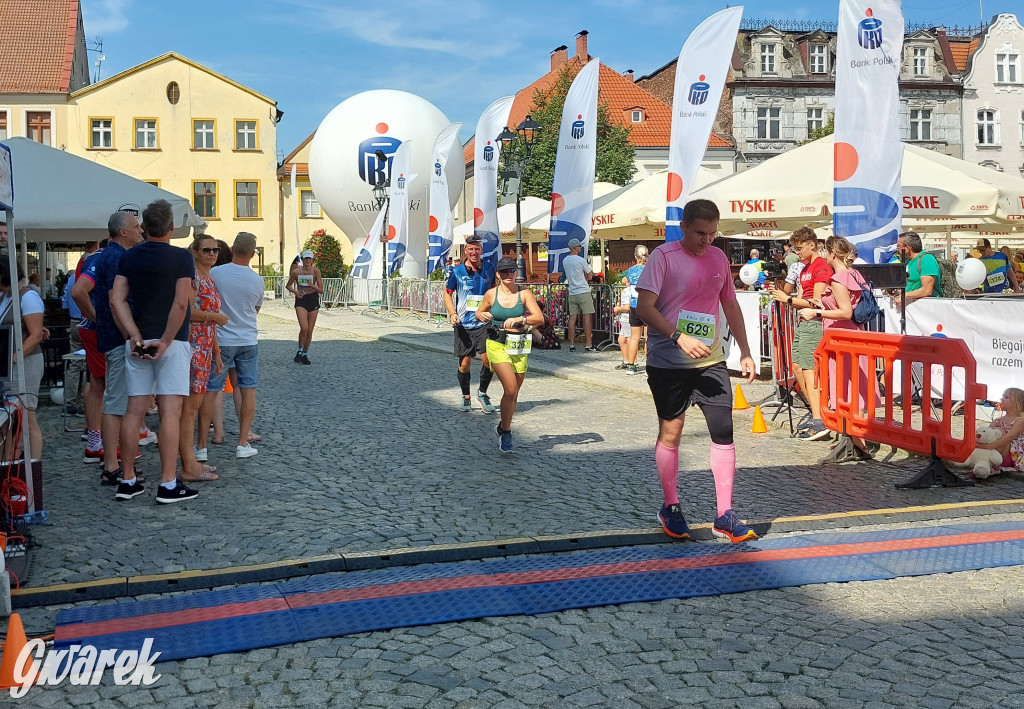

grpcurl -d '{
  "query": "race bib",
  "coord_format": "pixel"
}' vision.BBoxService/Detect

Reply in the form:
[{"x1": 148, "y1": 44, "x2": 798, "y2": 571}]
[
  {"x1": 465, "y1": 295, "x2": 483, "y2": 312},
  {"x1": 504, "y1": 333, "x2": 532, "y2": 355},
  {"x1": 987, "y1": 271, "x2": 1005, "y2": 288},
  {"x1": 676, "y1": 309, "x2": 716, "y2": 347},
  {"x1": 297, "y1": 274, "x2": 313, "y2": 287}
]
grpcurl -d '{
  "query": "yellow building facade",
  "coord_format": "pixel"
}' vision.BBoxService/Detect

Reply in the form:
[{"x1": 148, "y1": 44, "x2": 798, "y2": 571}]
[
  {"x1": 279, "y1": 134, "x2": 354, "y2": 267},
  {"x1": 64, "y1": 53, "x2": 281, "y2": 266}
]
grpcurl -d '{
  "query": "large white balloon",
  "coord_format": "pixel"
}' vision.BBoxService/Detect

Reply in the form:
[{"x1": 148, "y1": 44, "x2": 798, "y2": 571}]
[
  {"x1": 956, "y1": 257, "x2": 987, "y2": 291},
  {"x1": 309, "y1": 91, "x2": 464, "y2": 279},
  {"x1": 738, "y1": 263, "x2": 760, "y2": 286}
]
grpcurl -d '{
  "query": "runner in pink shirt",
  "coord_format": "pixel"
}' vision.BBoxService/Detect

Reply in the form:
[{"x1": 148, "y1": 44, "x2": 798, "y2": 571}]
[{"x1": 636, "y1": 199, "x2": 758, "y2": 544}]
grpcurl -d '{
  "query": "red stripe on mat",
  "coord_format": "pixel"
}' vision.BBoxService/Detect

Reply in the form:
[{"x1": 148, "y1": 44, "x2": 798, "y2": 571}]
[{"x1": 57, "y1": 529, "x2": 1024, "y2": 640}]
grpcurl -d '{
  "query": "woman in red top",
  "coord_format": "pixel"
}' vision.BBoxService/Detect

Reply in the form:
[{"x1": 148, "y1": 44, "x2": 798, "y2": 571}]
[{"x1": 798, "y1": 236, "x2": 880, "y2": 453}]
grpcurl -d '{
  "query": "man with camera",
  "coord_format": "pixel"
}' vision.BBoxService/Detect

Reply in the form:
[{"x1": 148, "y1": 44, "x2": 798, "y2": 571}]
[{"x1": 110, "y1": 200, "x2": 198, "y2": 504}]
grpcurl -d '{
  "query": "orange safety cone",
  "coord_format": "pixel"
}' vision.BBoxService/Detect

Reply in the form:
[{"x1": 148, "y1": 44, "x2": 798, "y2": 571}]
[
  {"x1": 0, "y1": 613, "x2": 37, "y2": 690},
  {"x1": 733, "y1": 384, "x2": 749, "y2": 410},
  {"x1": 751, "y1": 406, "x2": 768, "y2": 434}
]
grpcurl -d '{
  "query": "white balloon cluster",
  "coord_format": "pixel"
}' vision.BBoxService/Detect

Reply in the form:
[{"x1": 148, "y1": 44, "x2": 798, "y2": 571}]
[
  {"x1": 738, "y1": 263, "x2": 760, "y2": 286},
  {"x1": 955, "y1": 258, "x2": 987, "y2": 291}
]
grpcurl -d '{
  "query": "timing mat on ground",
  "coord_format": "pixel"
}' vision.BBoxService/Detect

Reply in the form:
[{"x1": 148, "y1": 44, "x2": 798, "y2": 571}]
[{"x1": 54, "y1": 521, "x2": 1024, "y2": 662}]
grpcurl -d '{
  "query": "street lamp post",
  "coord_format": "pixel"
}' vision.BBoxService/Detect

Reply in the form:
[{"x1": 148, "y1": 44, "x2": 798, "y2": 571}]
[
  {"x1": 371, "y1": 150, "x2": 393, "y2": 315},
  {"x1": 498, "y1": 115, "x2": 539, "y2": 284}
]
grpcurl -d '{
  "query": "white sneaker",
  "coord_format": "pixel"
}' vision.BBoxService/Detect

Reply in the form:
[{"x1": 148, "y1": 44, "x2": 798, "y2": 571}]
[
  {"x1": 139, "y1": 428, "x2": 158, "y2": 446},
  {"x1": 193, "y1": 446, "x2": 208, "y2": 462},
  {"x1": 236, "y1": 444, "x2": 258, "y2": 459}
]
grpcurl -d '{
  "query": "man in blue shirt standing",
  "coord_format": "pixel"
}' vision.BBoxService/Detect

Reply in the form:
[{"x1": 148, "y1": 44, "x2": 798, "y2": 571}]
[
  {"x1": 977, "y1": 238, "x2": 1020, "y2": 294},
  {"x1": 442, "y1": 236, "x2": 496, "y2": 413}
]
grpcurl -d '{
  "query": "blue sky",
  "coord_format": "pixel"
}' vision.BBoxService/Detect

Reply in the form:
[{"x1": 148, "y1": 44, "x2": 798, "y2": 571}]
[{"x1": 82, "y1": 0, "x2": 993, "y2": 158}]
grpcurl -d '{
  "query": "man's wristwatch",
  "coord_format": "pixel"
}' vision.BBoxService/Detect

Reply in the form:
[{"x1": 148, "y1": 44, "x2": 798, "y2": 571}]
[{"x1": 670, "y1": 330, "x2": 683, "y2": 343}]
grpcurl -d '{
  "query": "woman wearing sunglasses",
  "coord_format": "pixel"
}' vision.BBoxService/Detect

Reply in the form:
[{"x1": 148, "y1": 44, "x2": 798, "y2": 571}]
[
  {"x1": 475, "y1": 257, "x2": 544, "y2": 453},
  {"x1": 180, "y1": 235, "x2": 227, "y2": 481},
  {"x1": 285, "y1": 250, "x2": 323, "y2": 365}
]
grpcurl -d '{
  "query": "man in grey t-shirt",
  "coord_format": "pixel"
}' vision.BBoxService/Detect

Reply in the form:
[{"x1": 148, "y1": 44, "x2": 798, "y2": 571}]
[{"x1": 562, "y1": 238, "x2": 596, "y2": 351}]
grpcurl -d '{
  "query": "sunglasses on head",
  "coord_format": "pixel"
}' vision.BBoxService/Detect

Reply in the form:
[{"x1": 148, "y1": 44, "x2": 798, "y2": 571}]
[{"x1": 200, "y1": 247, "x2": 220, "y2": 254}]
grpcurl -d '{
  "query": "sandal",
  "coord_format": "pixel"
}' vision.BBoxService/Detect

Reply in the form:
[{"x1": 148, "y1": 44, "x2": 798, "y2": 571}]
[
  {"x1": 211, "y1": 436, "x2": 224, "y2": 445},
  {"x1": 247, "y1": 432, "x2": 262, "y2": 442},
  {"x1": 181, "y1": 468, "x2": 219, "y2": 482}
]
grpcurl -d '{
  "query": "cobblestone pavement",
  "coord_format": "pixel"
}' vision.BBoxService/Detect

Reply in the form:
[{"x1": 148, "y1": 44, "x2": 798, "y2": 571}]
[{"x1": 11, "y1": 309, "x2": 1024, "y2": 707}]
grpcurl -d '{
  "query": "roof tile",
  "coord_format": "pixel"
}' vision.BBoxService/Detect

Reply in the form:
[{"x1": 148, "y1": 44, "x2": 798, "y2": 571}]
[
  {"x1": 948, "y1": 37, "x2": 979, "y2": 73},
  {"x1": 0, "y1": 0, "x2": 81, "y2": 93}
]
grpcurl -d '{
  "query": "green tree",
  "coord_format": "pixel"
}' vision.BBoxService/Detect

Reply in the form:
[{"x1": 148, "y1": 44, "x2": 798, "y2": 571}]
[
  {"x1": 302, "y1": 229, "x2": 348, "y2": 278},
  {"x1": 515, "y1": 65, "x2": 636, "y2": 200},
  {"x1": 803, "y1": 111, "x2": 835, "y2": 144}
]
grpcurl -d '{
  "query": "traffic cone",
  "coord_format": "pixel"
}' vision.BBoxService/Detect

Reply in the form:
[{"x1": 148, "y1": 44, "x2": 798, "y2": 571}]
[
  {"x1": 733, "y1": 384, "x2": 749, "y2": 410},
  {"x1": 0, "y1": 613, "x2": 37, "y2": 690},
  {"x1": 751, "y1": 406, "x2": 768, "y2": 434}
]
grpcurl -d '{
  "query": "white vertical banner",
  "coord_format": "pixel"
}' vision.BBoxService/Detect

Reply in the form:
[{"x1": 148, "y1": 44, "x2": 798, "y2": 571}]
[
  {"x1": 290, "y1": 164, "x2": 302, "y2": 264},
  {"x1": 666, "y1": 6, "x2": 743, "y2": 242},
  {"x1": 834, "y1": 0, "x2": 904, "y2": 263},
  {"x1": 386, "y1": 140, "x2": 415, "y2": 276},
  {"x1": 547, "y1": 58, "x2": 599, "y2": 274},
  {"x1": 428, "y1": 122, "x2": 462, "y2": 274},
  {"x1": 474, "y1": 97, "x2": 514, "y2": 272},
  {"x1": 351, "y1": 208, "x2": 387, "y2": 279}
]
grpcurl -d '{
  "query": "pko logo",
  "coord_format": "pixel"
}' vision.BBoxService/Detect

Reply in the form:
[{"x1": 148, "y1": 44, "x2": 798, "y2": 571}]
[
  {"x1": 858, "y1": 8, "x2": 883, "y2": 50},
  {"x1": 483, "y1": 141, "x2": 494, "y2": 162},
  {"x1": 571, "y1": 115, "x2": 585, "y2": 140},
  {"x1": 688, "y1": 75, "x2": 710, "y2": 105},
  {"x1": 434, "y1": 161, "x2": 442, "y2": 177},
  {"x1": 358, "y1": 127, "x2": 401, "y2": 187},
  {"x1": 396, "y1": 174, "x2": 406, "y2": 190}
]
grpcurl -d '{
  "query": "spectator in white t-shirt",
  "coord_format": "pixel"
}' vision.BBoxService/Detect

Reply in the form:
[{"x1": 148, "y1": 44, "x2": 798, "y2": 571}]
[
  {"x1": 562, "y1": 238, "x2": 596, "y2": 352},
  {"x1": 1, "y1": 262, "x2": 46, "y2": 459},
  {"x1": 207, "y1": 232, "x2": 265, "y2": 459}
]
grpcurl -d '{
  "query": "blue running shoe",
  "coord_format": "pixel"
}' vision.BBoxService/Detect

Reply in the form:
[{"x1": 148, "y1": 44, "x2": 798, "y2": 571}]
[
  {"x1": 712, "y1": 509, "x2": 758, "y2": 543},
  {"x1": 496, "y1": 424, "x2": 515, "y2": 453},
  {"x1": 477, "y1": 392, "x2": 496, "y2": 414},
  {"x1": 460, "y1": 396, "x2": 472, "y2": 412},
  {"x1": 657, "y1": 504, "x2": 690, "y2": 539}
]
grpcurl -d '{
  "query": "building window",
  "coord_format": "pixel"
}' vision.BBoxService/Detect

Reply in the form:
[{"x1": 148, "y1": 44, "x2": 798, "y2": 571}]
[
  {"x1": 27, "y1": 111, "x2": 51, "y2": 145},
  {"x1": 0, "y1": 110, "x2": 8, "y2": 140},
  {"x1": 235, "y1": 120, "x2": 257, "y2": 150},
  {"x1": 909, "y1": 109, "x2": 932, "y2": 141},
  {"x1": 996, "y1": 52, "x2": 1020, "y2": 83},
  {"x1": 300, "y1": 189, "x2": 321, "y2": 218},
  {"x1": 1019, "y1": 109, "x2": 1024, "y2": 145},
  {"x1": 756, "y1": 107, "x2": 781, "y2": 139},
  {"x1": 977, "y1": 109, "x2": 999, "y2": 145},
  {"x1": 193, "y1": 120, "x2": 215, "y2": 150},
  {"x1": 807, "y1": 107, "x2": 824, "y2": 133},
  {"x1": 166, "y1": 82, "x2": 180, "y2": 105},
  {"x1": 809, "y1": 45, "x2": 828, "y2": 74},
  {"x1": 235, "y1": 181, "x2": 259, "y2": 218},
  {"x1": 193, "y1": 181, "x2": 217, "y2": 219},
  {"x1": 631, "y1": 110, "x2": 643, "y2": 123},
  {"x1": 90, "y1": 118, "x2": 113, "y2": 149},
  {"x1": 134, "y1": 119, "x2": 158, "y2": 149},
  {"x1": 761, "y1": 44, "x2": 776, "y2": 74},
  {"x1": 913, "y1": 47, "x2": 929, "y2": 76}
]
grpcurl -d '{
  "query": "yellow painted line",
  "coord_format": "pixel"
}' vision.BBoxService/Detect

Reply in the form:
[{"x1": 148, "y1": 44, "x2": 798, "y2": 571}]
[
  {"x1": 13, "y1": 576, "x2": 124, "y2": 597},
  {"x1": 770, "y1": 499, "x2": 1024, "y2": 524},
  {"x1": 128, "y1": 554, "x2": 344, "y2": 584}
]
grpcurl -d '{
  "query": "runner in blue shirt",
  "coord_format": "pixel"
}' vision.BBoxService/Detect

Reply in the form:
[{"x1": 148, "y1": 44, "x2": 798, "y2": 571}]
[
  {"x1": 442, "y1": 236, "x2": 497, "y2": 413},
  {"x1": 619, "y1": 244, "x2": 649, "y2": 374},
  {"x1": 977, "y1": 239, "x2": 1021, "y2": 294}
]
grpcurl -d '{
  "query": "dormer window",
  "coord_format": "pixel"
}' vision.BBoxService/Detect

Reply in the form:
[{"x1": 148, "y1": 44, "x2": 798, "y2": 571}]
[
  {"x1": 631, "y1": 110, "x2": 643, "y2": 123},
  {"x1": 761, "y1": 43, "x2": 777, "y2": 74},
  {"x1": 809, "y1": 44, "x2": 828, "y2": 74},
  {"x1": 912, "y1": 47, "x2": 929, "y2": 76}
]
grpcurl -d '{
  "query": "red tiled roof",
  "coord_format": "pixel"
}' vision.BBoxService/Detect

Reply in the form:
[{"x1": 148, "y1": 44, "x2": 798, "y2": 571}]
[
  {"x1": 948, "y1": 37, "x2": 979, "y2": 73},
  {"x1": 466, "y1": 57, "x2": 693, "y2": 165},
  {"x1": 0, "y1": 0, "x2": 81, "y2": 93},
  {"x1": 279, "y1": 131, "x2": 314, "y2": 179}
]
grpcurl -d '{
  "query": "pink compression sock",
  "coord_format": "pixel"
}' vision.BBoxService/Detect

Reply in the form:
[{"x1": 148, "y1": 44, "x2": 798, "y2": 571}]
[
  {"x1": 655, "y1": 441, "x2": 680, "y2": 506},
  {"x1": 710, "y1": 443, "x2": 736, "y2": 517}
]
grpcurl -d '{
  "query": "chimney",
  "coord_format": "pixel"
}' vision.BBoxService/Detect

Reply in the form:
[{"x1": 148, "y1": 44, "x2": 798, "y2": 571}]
[
  {"x1": 624, "y1": 69, "x2": 634, "y2": 82},
  {"x1": 576, "y1": 30, "x2": 589, "y2": 61},
  {"x1": 551, "y1": 45, "x2": 568, "y2": 71}
]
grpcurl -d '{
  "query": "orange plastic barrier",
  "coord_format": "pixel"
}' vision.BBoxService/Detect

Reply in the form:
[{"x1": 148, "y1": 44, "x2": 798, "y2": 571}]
[{"x1": 813, "y1": 329, "x2": 987, "y2": 488}]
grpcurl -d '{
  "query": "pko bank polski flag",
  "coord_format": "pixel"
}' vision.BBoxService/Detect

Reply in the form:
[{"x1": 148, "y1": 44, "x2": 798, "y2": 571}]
[
  {"x1": 666, "y1": 6, "x2": 743, "y2": 242},
  {"x1": 387, "y1": 140, "x2": 415, "y2": 276},
  {"x1": 351, "y1": 207, "x2": 387, "y2": 279},
  {"x1": 428, "y1": 122, "x2": 462, "y2": 274},
  {"x1": 548, "y1": 58, "x2": 599, "y2": 274},
  {"x1": 474, "y1": 96, "x2": 514, "y2": 271},
  {"x1": 834, "y1": 0, "x2": 904, "y2": 263}
]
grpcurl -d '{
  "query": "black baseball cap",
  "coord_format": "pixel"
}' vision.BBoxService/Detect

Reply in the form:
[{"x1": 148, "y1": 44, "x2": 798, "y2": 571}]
[{"x1": 496, "y1": 257, "x2": 517, "y2": 272}]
